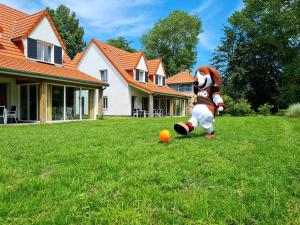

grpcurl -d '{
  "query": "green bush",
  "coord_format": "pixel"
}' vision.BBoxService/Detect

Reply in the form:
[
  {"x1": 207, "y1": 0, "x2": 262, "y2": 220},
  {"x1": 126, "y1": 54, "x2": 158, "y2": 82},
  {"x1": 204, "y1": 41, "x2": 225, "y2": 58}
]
[
  {"x1": 276, "y1": 109, "x2": 287, "y2": 116},
  {"x1": 285, "y1": 103, "x2": 300, "y2": 118},
  {"x1": 225, "y1": 97, "x2": 253, "y2": 116},
  {"x1": 258, "y1": 103, "x2": 273, "y2": 115}
]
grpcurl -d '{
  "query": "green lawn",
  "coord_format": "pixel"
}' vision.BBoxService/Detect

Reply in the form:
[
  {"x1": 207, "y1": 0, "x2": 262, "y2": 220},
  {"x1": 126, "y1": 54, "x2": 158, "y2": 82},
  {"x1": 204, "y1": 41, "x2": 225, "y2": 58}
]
[{"x1": 0, "y1": 116, "x2": 299, "y2": 224}]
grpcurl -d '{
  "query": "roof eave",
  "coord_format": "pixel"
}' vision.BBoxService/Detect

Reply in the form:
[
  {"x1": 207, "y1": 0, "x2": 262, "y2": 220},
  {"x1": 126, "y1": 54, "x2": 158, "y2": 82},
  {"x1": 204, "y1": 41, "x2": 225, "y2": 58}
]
[{"x1": 0, "y1": 67, "x2": 108, "y2": 88}]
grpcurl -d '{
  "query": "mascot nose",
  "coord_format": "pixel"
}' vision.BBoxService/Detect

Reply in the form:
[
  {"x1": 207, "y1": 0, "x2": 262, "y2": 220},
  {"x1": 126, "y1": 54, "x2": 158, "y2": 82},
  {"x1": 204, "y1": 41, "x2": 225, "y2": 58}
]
[{"x1": 198, "y1": 75, "x2": 206, "y2": 86}]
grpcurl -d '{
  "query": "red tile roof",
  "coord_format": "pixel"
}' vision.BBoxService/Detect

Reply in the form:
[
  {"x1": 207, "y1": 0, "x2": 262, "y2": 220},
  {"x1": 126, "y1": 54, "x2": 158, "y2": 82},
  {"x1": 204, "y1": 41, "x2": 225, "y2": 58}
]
[
  {"x1": 0, "y1": 4, "x2": 104, "y2": 86},
  {"x1": 167, "y1": 71, "x2": 195, "y2": 84},
  {"x1": 92, "y1": 39, "x2": 188, "y2": 97},
  {"x1": 0, "y1": 25, "x2": 3, "y2": 33},
  {"x1": 146, "y1": 59, "x2": 161, "y2": 75},
  {"x1": 120, "y1": 51, "x2": 144, "y2": 70},
  {"x1": 0, "y1": 53, "x2": 102, "y2": 85},
  {"x1": 73, "y1": 51, "x2": 84, "y2": 66}
]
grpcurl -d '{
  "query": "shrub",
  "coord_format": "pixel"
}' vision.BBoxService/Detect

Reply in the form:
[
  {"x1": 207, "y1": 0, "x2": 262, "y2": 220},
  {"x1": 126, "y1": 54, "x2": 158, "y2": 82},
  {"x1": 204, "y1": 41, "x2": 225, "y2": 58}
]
[
  {"x1": 223, "y1": 95, "x2": 235, "y2": 110},
  {"x1": 276, "y1": 109, "x2": 287, "y2": 116},
  {"x1": 258, "y1": 103, "x2": 273, "y2": 115},
  {"x1": 226, "y1": 98, "x2": 253, "y2": 116},
  {"x1": 285, "y1": 103, "x2": 300, "y2": 118}
]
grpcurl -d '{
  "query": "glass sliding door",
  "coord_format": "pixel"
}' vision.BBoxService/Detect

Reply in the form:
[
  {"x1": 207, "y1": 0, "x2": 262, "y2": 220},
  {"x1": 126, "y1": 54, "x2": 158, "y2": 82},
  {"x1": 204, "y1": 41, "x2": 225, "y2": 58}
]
[
  {"x1": 0, "y1": 84, "x2": 7, "y2": 106},
  {"x1": 20, "y1": 85, "x2": 28, "y2": 120},
  {"x1": 81, "y1": 89, "x2": 94, "y2": 119},
  {"x1": 29, "y1": 85, "x2": 38, "y2": 120},
  {"x1": 47, "y1": 84, "x2": 95, "y2": 121},
  {"x1": 51, "y1": 85, "x2": 64, "y2": 121},
  {"x1": 20, "y1": 84, "x2": 38, "y2": 121},
  {"x1": 173, "y1": 99, "x2": 185, "y2": 116},
  {"x1": 65, "y1": 87, "x2": 80, "y2": 120}
]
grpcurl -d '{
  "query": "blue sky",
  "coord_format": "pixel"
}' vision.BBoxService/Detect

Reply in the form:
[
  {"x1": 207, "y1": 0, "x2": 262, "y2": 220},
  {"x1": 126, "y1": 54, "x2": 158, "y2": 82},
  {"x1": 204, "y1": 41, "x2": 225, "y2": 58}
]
[{"x1": 1, "y1": 0, "x2": 243, "y2": 71}]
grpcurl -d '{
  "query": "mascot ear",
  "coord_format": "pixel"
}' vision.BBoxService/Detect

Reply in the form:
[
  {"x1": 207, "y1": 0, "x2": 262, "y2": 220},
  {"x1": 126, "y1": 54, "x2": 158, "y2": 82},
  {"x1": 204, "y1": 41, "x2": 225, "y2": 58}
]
[{"x1": 208, "y1": 67, "x2": 222, "y2": 88}]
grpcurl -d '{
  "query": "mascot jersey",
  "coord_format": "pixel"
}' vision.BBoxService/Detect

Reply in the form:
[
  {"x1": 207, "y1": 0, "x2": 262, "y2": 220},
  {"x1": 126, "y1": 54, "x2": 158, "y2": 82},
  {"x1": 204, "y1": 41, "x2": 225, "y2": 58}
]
[{"x1": 194, "y1": 85, "x2": 221, "y2": 116}]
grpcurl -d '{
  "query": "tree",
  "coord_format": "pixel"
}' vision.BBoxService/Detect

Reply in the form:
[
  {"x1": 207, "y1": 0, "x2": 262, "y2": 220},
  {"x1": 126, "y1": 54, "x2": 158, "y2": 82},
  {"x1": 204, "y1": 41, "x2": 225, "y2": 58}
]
[
  {"x1": 141, "y1": 10, "x2": 202, "y2": 76},
  {"x1": 47, "y1": 5, "x2": 85, "y2": 59},
  {"x1": 211, "y1": 0, "x2": 300, "y2": 110},
  {"x1": 107, "y1": 36, "x2": 136, "y2": 52}
]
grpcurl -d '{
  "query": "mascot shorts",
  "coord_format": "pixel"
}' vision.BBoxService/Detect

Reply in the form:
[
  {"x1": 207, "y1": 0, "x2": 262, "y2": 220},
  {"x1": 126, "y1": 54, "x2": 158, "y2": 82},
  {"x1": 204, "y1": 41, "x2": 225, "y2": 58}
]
[{"x1": 188, "y1": 104, "x2": 214, "y2": 133}]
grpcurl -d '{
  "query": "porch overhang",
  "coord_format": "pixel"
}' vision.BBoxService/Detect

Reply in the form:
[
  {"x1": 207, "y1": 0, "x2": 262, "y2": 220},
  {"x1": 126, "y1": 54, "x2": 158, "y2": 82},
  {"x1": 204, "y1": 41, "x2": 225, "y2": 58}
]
[
  {"x1": 129, "y1": 84, "x2": 190, "y2": 99},
  {"x1": 0, "y1": 67, "x2": 109, "y2": 89}
]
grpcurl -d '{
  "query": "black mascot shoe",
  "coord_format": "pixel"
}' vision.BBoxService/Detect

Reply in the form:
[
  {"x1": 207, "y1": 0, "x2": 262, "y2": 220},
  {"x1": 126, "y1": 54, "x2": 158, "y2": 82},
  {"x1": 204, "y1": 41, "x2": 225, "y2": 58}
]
[{"x1": 174, "y1": 122, "x2": 189, "y2": 135}]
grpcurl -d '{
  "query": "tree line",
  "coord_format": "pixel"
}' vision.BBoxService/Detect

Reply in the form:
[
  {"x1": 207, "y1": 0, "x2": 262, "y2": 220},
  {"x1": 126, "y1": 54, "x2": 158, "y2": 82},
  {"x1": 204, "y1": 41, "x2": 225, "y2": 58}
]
[{"x1": 48, "y1": 1, "x2": 299, "y2": 110}]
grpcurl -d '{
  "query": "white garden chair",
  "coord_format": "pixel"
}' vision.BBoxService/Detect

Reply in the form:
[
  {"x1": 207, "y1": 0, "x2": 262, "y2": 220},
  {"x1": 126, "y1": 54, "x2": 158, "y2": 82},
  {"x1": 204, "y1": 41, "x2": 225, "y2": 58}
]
[{"x1": 7, "y1": 106, "x2": 17, "y2": 123}]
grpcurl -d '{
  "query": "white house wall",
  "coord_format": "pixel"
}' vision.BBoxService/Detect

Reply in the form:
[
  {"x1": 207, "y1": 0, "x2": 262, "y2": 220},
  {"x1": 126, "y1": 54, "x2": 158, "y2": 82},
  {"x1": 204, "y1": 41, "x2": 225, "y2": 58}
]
[
  {"x1": 29, "y1": 17, "x2": 61, "y2": 46},
  {"x1": 77, "y1": 43, "x2": 131, "y2": 116},
  {"x1": 25, "y1": 17, "x2": 64, "y2": 62},
  {"x1": 156, "y1": 62, "x2": 165, "y2": 76},
  {"x1": 137, "y1": 56, "x2": 148, "y2": 71}
]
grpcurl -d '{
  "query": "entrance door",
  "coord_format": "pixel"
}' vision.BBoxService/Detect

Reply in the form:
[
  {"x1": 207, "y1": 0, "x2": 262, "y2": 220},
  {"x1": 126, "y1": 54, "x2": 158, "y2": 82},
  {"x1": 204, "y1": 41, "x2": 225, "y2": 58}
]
[
  {"x1": 0, "y1": 84, "x2": 7, "y2": 106},
  {"x1": 20, "y1": 85, "x2": 38, "y2": 121},
  {"x1": 131, "y1": 96, "x2": 136, "y2": 116}
]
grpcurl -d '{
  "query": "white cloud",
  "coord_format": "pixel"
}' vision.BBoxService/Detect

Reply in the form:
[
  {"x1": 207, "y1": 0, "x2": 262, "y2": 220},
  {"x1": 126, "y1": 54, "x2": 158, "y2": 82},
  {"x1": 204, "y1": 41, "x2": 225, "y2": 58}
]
[
  {"x1": 0, "y1": 0, "x2": 159, "y2": 38},
  {"x1": 191, "y1": 0, "x2": 214, "y2": 15},
  {"x1": 0, "y1": 0, "x2": 42, "y2": 14},
  {"x1": 198, "y1": 30, "x2": 218, "y2": 52},
  {"x1": 40, "y1": 0, "x2": 159, "y2": 37}
]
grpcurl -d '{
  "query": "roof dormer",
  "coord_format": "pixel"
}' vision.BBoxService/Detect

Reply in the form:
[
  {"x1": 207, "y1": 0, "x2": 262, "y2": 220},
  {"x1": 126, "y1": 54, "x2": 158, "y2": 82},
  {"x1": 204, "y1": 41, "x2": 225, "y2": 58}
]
[
  {"x1": 11, "y1": 11, "x2": 65, "y2": 66},
  {"x1": 134, "y1": 54, "x2": 149, "y2": 83},
  {"x1": 146, "y1": 59, "x2": 167, "y2": 86}
]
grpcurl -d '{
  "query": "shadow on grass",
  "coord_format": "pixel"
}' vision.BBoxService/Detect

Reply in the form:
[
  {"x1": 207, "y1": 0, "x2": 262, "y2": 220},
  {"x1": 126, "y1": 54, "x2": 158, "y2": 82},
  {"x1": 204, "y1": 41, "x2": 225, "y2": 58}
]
[{"x1": 174, "y1": 132, "x2": 203, "y2": 139}]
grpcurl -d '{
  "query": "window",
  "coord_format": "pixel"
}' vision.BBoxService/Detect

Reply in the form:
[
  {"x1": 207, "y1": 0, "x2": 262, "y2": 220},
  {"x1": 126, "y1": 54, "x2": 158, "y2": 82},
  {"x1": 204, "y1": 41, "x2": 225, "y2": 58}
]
[
  {"x1": 100, "y1": 70, "x2": 108, "y2": 82},
  {"x1": 103, "y1": 96, "x2": 108, "y2": 110},
  {"x1": 179, "y1": 84, "x2": 193, "y2": 92},
  {"x1": 36, "y1": 41, "x2": 52, "y2": 63},
  {"x1": 170, "y1": 84, "x2": 179, "y2": 91},
  {"x1": 139, "y1": 70, "x2": 145, "y2": 82},
  {"x1": 155, "y1": 75, "x2": 165, "y2": 86},
  {"x1": 142, "y1": 97, "x2": 149, "y2": 110},
  {"x1": 135, "y1": 69, "x2": 148, "y2": 83}
]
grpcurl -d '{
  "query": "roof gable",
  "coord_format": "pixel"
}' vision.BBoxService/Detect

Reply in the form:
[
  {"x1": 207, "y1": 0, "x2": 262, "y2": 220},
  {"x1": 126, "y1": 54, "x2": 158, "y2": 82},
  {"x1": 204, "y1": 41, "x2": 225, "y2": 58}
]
[
  {"x1": 136, "y1": 55, "x2": 148, "y2": 71},
  {"x1": 11, "y1": 10, "x2": 66, "y2": 50},
  {"x1": 91, "y1": 39, "x2": 187, "y2": 97},
  {"x1": 0, "y1": 4, "x2": 102, "y2": 86}
]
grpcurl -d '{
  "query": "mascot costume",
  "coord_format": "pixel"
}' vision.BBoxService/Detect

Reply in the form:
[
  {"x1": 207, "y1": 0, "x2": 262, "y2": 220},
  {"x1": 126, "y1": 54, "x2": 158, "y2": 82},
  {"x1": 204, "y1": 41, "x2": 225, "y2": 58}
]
[{"x1": 174, "y1": 66, "x2": 224, "y2": 139}]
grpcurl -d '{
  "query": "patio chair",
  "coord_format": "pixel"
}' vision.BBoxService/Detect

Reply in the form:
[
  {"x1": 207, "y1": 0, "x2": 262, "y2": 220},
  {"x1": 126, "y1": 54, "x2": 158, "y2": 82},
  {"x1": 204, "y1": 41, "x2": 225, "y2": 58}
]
[
  {"x1": 159, "y1": 109, "x2": 164, "y2": 117},
  {"x1": 133, "y1": 109, "x2": 139, "y2": 117},
  {"x1": 66, "y1": 107, "x2": 73, "y2": 120},
  {"x1": 0, "y1": 106, "x2": 5, "y2": 124},
  {"x1": 153, "y1": 109, "x2": 160, "y2": 117},
  {"x1": 7, "y1": 106, "x2": 17, "y2": 123}
]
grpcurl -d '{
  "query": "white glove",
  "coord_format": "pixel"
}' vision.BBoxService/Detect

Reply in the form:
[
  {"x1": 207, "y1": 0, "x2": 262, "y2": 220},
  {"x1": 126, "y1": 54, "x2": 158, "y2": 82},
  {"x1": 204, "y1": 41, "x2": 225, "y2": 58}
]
[{"x1": 217, "y1": 106, "x2": 224, "y2": 112}]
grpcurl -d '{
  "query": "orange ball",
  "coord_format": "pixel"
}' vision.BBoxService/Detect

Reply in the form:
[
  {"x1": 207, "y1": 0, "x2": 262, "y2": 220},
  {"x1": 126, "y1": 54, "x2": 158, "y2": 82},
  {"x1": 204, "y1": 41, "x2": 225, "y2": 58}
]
[{"x1": 160, "y1": 130, "x2": 171, "y2": 142}]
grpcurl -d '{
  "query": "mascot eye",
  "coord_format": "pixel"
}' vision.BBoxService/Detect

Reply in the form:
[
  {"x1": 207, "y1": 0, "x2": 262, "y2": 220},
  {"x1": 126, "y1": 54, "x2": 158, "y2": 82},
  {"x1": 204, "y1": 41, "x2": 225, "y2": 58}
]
[{"x1": 200, "y1": 71, "x2": 205, "y2": 75}]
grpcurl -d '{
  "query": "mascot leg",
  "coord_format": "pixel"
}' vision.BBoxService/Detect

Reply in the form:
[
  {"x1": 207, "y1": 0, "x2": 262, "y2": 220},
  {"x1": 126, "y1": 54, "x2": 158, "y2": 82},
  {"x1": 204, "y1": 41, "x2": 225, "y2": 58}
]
[
  {"x1": 196, "y1": 105, "x2": 215, "y2": 139},
  {"x1": 174, "y1": 105, "x2": 215, "y2": 139},
  {"x1": 174, "y1": 106, "x2": 200, "y2": 135}
]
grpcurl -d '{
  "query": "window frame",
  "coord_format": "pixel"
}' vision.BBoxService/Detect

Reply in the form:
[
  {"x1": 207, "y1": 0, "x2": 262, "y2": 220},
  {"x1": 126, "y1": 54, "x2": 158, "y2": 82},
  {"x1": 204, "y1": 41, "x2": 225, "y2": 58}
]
[
  {"x1": 103, "y1": 96, "x2": 108, "y2": 110},
  {"x1": 100, "y1": 70, "x2": 108, "y2": 83},
  {"x1": 138, "y1": 70, "x2": 145, "y2": 83},
  {"x1": 36, "y1": 41, "x2": 52, "y2": 63}
]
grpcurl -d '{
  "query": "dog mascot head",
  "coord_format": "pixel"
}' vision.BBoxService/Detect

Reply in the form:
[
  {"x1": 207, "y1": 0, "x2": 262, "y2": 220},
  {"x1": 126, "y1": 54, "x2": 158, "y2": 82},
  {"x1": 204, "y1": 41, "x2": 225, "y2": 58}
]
[{"x1": 194, "y1": 66, "x2": 222, "y2": 90}]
